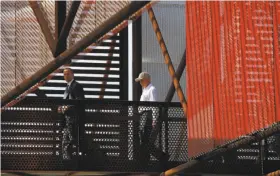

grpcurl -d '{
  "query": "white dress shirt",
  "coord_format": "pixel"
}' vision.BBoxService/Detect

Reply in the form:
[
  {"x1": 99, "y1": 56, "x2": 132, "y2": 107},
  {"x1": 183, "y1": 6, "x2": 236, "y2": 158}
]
[
  {"x1": 139, "y1": 83, "x2": 158, "y2": 127},
  {"x1": 67, "y1": 79, "x2": 74, "y2": 87},
  {"x1": 140, "y1": 83, "x2": 157, "y2": 102}
]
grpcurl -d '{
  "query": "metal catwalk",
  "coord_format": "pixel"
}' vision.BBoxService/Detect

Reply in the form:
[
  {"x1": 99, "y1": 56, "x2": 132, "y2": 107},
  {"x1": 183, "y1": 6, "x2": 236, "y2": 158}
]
[{"x1": 1, "y1": 98, "x2": 280, "y2": 175}]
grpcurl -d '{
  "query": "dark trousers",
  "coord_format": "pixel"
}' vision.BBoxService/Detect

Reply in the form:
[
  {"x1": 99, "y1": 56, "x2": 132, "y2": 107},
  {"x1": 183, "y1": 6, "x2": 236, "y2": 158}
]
[
  {"x1": 62, "y1": 115, "x2": 77, "y2": 160},
  {"x1": 137, "y1": 110, "x2": 168, "y2": 169}
]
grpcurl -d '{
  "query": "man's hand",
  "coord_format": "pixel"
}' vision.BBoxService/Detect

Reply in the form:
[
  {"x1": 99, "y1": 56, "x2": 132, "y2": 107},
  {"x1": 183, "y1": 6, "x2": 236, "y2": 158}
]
[
  {"x1": 57, "y1": 106, "x2": 69, "y2": 114},
  {"x1": 58, "y1": 106, "x2": 63, "y2": 114}
]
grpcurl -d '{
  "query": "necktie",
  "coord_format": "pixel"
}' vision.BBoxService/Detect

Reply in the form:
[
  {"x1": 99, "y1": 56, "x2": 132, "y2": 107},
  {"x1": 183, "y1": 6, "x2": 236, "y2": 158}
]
[
  {"x1": 64, "y1": 84, "x2": 70, "y2": 99},
  {"x1": 66, "y1": 84, "x2": 70, "y2": 93}
]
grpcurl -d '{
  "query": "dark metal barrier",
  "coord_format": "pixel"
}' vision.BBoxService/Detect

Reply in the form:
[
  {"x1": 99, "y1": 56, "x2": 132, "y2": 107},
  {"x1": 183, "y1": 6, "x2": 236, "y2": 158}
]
[
  {"x1": 1, "y1": 98, "x2": 280, "y2": 174},
  {"x1": 1, "y1": 98, "x2": 187, "y2": 172}
]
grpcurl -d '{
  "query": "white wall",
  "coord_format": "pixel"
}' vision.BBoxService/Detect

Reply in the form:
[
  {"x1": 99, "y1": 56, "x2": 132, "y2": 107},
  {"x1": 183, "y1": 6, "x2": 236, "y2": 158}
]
[{"x1": 141, "y1": 1, "x2": 186, "y2": 102}]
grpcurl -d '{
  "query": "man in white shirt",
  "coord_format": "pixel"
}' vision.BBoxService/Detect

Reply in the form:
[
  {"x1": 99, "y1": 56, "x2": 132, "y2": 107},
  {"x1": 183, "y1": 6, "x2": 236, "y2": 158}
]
[
  {"x1": 135, "y1": 72, "x2": 168, "y2": 169},
  {"x1": 135, "y1": 72, "x2": 157, "y2": 101},
  {"x1": 135, "y1": 72, "x2": 157, "y2": 123}
]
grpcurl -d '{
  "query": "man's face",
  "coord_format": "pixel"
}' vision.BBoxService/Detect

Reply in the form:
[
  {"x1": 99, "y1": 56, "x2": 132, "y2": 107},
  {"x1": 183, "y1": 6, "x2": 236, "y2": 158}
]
[
  {"x1": 140, "y1": 79, "x2": 144, "y2": 87},
  {"x1": 140, "y1": 78, "x2": 149, "y2": 88},
  {"x1": 64, "y1": 69, "x2": 74, "y2": 83}
]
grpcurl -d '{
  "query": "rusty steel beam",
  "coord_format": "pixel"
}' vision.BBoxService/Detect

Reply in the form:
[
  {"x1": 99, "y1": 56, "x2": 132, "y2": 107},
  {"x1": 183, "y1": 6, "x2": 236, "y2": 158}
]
[
  {"x1": 147, "y1": 8, "x2": 188, "y2": 118},
  {"x1": 161, "y1": 122, "x2": 280, "y2": 176},
  {"x1": 165, "y1": 50, "x2": 186, "y2": 102},
  {"x1": 266, "y1": 170, "x2": 280, "y2": 176},
  {"x1": 29, "y1": 1, "x2": 56, "y2": 55},
  {"x1": 55, "y1": 1, "x2": 81, "y2": 56},
  {"x1": 1, "y1": 1, "x2": 150, "y2": 107}
]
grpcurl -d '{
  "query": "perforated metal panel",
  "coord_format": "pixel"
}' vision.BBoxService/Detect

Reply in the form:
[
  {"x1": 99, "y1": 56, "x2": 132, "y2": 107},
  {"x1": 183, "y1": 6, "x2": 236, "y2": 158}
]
[
  {"x1": 1, "y1": 98, "x2": 187, "y2": 172},
  {"x1": 2, "y1": 98, "x2": 280, "y2": 174},
  {"x1": 67, "y1": 0, "x2": 130, "y2": 47},
  {"x1": 38, "y1": 1, "x2": 55, "y2": 36},
  {"x1": 185, "y1": 1, "x2": 280, "y2": 158},
  {"x1": 0, "y1": 1, "x2": 53, "y2": 97}
]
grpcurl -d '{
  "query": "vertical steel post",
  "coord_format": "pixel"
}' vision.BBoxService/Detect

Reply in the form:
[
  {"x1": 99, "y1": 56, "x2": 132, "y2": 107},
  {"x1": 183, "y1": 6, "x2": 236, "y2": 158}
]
[
  {"x1": 55, "y1": 1, "x2": 80, "y2": 56},
  {"x1": 132, "y1": 17, "x2": 142, "y2": 101}
]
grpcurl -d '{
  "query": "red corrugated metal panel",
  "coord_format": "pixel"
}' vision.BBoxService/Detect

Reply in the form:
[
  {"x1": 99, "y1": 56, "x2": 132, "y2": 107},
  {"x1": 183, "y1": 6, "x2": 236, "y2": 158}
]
[{"x1": 186, "y1": 1, "x2": 280, "y2": 157}]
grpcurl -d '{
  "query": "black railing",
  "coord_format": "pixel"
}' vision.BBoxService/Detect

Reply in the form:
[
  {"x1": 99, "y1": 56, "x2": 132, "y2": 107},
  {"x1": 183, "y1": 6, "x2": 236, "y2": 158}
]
[
  {"x1": 1, "y1": 98, "x2": 279, "y2": 174},
  {"x1": 1, "y1": 98, "x2": 186, "y2": 172}
]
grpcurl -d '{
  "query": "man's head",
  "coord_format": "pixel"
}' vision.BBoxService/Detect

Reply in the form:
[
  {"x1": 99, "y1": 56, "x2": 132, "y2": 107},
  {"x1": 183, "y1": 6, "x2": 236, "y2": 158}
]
[
  {"x1": 135, "y1": 72, "x2": 151, "y2": 88},
  {"x1": 63, "y1": 68, "x2": 74, "y2": 83}
]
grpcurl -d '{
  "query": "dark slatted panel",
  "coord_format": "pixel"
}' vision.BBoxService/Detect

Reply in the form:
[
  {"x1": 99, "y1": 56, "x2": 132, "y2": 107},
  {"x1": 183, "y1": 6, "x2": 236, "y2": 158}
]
[{"x1": 29, "y1": 34, "x2": 123, "y2": 100}]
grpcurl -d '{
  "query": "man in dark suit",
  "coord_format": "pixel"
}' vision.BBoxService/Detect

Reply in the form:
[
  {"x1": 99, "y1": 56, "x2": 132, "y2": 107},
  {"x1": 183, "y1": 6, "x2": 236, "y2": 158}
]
[
  {"x1": 58, "y1": 68, "x2": 85, "y2": 161},
  {"x1": 63, "y1": 68, "x2": 84, "y2": 100}
]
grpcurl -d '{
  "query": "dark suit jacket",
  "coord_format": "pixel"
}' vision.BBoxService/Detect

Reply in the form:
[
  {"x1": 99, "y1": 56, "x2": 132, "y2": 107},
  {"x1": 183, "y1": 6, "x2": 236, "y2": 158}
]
[
  {"x1": 63, "y1": 80, "x2": 85, "y2": 117},
  {"x1": 64, "y1": 80, "x2": 85, "y2": 100}
]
